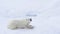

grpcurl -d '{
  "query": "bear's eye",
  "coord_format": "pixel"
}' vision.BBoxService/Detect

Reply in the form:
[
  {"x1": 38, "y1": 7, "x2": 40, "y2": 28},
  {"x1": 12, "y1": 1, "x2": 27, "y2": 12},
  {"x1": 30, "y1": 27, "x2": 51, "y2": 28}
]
[{"x1": 30, "y1": 18, "x2": 32, "y2": 21}]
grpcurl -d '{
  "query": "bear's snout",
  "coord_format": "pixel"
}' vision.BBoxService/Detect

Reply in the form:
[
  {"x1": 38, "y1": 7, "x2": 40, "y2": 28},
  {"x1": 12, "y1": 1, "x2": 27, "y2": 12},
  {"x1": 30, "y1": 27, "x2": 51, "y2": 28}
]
[{"x1": 30, "y1": 18, "x2": 32, "y2": 21}]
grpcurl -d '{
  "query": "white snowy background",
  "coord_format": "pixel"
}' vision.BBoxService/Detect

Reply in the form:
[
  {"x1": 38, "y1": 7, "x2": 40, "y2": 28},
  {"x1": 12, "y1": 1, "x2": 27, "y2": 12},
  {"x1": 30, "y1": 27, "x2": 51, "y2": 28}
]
[{"x1": 0, "y1": 0, "x2": 60, "y2": 34}]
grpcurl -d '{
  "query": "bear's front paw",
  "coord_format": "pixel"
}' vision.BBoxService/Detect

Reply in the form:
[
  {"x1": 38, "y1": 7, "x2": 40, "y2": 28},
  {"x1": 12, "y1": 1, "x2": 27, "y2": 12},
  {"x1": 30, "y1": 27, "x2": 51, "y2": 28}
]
[{"x1": 26, "y1": 25, "x2": 34, "y2": 29}]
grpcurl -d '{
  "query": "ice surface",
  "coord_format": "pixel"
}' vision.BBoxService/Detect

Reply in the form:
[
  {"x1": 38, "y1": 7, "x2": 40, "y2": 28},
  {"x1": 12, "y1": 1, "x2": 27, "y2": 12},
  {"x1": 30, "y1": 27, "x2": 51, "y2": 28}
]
[{"x1": 0, "y1": 0, "x2": 60, "y2": 34}]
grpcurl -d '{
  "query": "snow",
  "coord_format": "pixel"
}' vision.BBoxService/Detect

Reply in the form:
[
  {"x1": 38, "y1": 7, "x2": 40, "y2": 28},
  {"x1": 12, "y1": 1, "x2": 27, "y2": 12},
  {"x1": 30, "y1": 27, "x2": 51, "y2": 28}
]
[{"x1": 0, "y1": 0, "x2": 60, "y2": 34}]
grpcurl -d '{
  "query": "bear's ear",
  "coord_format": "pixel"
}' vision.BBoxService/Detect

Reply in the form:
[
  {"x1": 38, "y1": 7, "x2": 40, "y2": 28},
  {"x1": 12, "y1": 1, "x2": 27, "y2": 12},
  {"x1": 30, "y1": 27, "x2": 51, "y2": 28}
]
[{"x1": 30, "y1": 18, "x2": 32, "y2": 21}]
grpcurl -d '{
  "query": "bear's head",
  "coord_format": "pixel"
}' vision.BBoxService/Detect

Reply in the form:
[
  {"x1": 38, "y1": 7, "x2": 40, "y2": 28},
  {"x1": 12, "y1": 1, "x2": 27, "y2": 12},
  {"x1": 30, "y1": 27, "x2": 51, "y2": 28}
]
[{"x1": 26, "y1": 18, "x2": 32, "y2": 22}]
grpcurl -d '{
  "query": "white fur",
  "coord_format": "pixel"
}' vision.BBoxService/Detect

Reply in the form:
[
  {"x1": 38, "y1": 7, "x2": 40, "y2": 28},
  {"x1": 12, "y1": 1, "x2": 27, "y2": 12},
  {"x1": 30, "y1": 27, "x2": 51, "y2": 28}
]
[{"x1": 8, "y1": 18, "x2": 33, "y2": 30}]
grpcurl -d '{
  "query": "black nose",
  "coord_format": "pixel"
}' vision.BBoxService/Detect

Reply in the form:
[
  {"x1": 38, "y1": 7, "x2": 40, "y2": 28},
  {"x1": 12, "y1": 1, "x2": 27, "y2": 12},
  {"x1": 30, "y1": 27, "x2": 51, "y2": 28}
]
[{"x1": 30, "y1": 18, "x2": 32, "y2": 21}]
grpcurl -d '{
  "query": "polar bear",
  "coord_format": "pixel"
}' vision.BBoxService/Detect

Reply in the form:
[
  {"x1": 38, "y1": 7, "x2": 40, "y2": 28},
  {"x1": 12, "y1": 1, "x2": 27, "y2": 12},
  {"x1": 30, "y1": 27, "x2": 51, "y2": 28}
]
[{"x1": 8, "y1": 18, "x2": 34, "y2": 30}]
